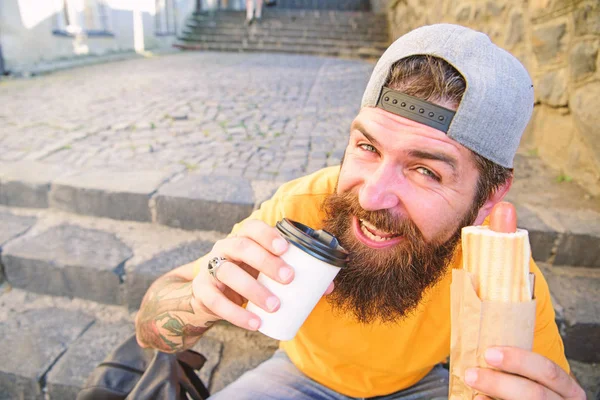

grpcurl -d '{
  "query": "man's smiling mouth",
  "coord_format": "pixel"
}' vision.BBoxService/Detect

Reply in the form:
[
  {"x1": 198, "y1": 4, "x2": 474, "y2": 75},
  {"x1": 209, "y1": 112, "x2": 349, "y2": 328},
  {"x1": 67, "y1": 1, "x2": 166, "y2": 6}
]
[
  {"x1": 359, "y1": 219, "x2": 398, "y2": 241},
  {"x1": 353, "y1": 216, "x2": 403, "y2": 248}
]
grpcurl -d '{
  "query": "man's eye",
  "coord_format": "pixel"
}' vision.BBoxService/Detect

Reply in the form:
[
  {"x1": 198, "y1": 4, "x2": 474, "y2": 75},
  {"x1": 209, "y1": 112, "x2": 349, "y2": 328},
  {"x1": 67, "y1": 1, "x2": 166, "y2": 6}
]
[
  {"x1": 359, "y1": 143, "x2": 377, "y2": 153},
  {"x1": 416, "y1": 167, "x2": 440, "y2": 181}
]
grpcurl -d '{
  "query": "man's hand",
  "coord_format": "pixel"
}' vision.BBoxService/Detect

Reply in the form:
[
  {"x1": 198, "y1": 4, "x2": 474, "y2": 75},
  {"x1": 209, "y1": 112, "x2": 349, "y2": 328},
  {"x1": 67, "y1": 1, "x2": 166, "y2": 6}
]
[
  {"x1": 465, "y1": 347, "x2": 586, "y2": 400},
  {"x1": 136, "y1": 219, "x2": 334, "y2": 353},
  {"x1": 192, "y1": 219, "x2": 334, "y2": 331}
]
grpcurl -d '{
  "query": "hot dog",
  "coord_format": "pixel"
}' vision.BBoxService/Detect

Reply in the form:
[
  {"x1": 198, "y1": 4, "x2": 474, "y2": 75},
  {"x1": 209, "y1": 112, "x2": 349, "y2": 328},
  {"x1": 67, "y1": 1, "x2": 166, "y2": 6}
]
[
  {"x1": 490, "y1": 201, "x2": 517, "y2": 233},
  {"x1": 450, "y1": 202, "x2": 536, "y2": 399},
  {"x1": 461, "y1": 202, "x2": 532, "y2": 302}
]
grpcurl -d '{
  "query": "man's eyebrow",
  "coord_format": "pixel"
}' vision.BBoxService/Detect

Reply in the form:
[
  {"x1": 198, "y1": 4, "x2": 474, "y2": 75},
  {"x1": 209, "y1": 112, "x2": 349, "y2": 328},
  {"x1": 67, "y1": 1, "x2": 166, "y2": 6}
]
[
  {"x1": 351, "y1": 122, "x2": 382, "y2": 148},
  {"x1": 352, "y1": 122, "x2": 459, "y2": 178},
  {"x1": 408, "y1": 149, "x2": 458, "y2": 173}
]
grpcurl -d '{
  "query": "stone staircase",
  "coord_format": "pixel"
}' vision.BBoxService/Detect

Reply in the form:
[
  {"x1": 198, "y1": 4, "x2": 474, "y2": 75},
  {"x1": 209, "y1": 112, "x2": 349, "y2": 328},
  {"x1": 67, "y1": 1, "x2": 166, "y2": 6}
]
[
  {"x1": 174, "y1": 9, "x2": 389, "y2": 59},
  {"x1": 0, "y1": 205, "x2": 280, "y2": 399},
  {"x1": 0, "y1": 153, "x2": 599, "y2": 398}
]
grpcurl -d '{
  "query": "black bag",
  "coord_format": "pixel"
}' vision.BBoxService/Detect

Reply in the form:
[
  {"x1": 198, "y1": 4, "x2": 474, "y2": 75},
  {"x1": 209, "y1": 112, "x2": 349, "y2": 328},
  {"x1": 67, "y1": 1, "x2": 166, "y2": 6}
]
[{"x1": 77, "y1": 334, "x2": 210, "y2": 400}]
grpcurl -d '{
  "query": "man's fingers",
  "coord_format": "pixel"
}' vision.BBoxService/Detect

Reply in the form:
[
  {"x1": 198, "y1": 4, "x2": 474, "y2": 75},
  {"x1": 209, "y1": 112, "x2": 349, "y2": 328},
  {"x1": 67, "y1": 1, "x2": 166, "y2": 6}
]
[
  {"x1": 484, "y1": 347, "x2": 585, "y2": 399},
  {"x1": 214, "y1": 259, "x2": 280, "y2": 313},
  {"x1": 466, "y1": 367, "x2": 562, "y2": 400},
  {"x1": 196, "y1": 281, "x2": 262, "y2": 331},
  {"x1": 213, "y1": 235, "x2": 294, "y2": 284},
  {"x1": 474, "y1": 395, "x2": 492, "y2": 400},
  {"x1": 236, "y1": 219, "x2": 289, "y2": 256}
]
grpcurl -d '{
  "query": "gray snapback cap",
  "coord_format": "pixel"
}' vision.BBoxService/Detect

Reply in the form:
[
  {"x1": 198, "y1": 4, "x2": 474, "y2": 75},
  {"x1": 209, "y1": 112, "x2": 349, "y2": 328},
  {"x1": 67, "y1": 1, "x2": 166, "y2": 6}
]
[{"x1": 361, "y1": 24, "x2": 534, "y2": 168}]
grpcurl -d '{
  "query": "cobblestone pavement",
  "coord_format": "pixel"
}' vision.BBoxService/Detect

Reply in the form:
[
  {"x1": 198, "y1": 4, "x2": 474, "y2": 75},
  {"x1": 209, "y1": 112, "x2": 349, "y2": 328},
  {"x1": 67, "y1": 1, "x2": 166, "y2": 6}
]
[{"x1": 0, "y1": 52, "x2": 373, "y2": 182}]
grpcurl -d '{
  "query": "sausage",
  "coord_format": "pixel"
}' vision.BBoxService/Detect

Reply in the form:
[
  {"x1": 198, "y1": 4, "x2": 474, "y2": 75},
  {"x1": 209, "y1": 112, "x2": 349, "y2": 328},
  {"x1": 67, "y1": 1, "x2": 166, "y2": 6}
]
[{"x1": 490, "y1": 201, "x2": 517, "y2": 233}]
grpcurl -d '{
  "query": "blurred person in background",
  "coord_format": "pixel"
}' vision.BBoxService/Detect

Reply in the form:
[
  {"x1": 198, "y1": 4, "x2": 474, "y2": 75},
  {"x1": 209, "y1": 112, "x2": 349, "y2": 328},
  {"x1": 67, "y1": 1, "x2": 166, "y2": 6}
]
[{"x1": 245, "y1": 0, "x2": 263, "y2": 24}]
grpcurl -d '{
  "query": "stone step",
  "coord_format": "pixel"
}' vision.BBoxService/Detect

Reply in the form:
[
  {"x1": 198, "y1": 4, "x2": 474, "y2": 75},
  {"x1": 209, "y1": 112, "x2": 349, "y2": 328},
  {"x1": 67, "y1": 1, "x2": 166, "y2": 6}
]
[
  {"x1": 185, "y1": 18, "x2": 389, "y2": 38},
  {"x1": 570, "y1": 360, "x2": 600, "y2": 400},
  {"x1": 0, "y1": 211, "x2": 37, "y2": 288},
  {"x1": 175, "y1": 41, "x2": 383, "y2": 60},
  {"x1": 261, "y1": 0, "x2": 371, "y2": 11},
  {"x1": 0, "y1": 160, "x2": 281, "y2": 233},
  {"x1": 189, "y1": 12, "x2": 388, "y2": 26},
  {"x1": 175, "y1": 38, "x2": 384, "y2": 60},
  {"x1": 202, "y1": 323, "x2": 278, "y2": 393},
  {"x1": 181, "y1": 25, "x2": 389, "y2": 46},
  {"x1": 541, "y1": 263, "x2": 600, "y2": 363},
  {"x1": 186, "y1": 19, "x2": 388, "y2": 36},
  {"x1": 192, "y1": 9, "x2": 387, "y2": 24},
  {"x1": 0, "y1": 288, "x2": 274, "y2": 399},
  {"x1": 508, "y1": 203, "x2": 600, "y2": 269},
  {"x1": 0, "y1": 205, "x2": 225, "y2": 307},
  {"x1": 179, "y1": 10, "x2": 389, "y2": 59},
  {"x1": 0, "y1": 289, "x2": 133, "y2": 400},
  {"x1": 178, "y1": 32, "x2": 389, "y2": 51}
]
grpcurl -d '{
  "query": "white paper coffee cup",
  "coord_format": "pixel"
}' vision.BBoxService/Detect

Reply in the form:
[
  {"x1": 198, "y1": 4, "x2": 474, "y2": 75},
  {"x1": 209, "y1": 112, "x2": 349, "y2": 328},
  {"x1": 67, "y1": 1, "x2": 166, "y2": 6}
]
[{"x1": 245, "y1": 219, "x2": 348, "y2": 341}]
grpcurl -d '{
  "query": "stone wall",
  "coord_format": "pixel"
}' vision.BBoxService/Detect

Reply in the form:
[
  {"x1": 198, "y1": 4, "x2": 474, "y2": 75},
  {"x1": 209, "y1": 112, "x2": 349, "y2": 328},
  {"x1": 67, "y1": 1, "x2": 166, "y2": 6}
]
[
  {"x1": 386, "y1": 0, "x2": 600, "y2": 196},
  {"x1": 274, "y1": 0, "x2": 371, "y2": 10}
]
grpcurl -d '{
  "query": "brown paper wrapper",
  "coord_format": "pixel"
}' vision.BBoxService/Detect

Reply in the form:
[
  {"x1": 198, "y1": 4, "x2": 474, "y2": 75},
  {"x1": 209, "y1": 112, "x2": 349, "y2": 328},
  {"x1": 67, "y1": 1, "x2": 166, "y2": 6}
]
[{"x1": 449, "y1": 269, "x2": 536, "y2": 399}]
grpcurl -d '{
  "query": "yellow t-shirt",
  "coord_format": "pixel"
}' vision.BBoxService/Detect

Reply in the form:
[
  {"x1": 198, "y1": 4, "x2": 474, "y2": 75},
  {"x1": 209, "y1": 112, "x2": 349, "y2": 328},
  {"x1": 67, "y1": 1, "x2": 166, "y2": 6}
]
[{"x1": 223, "y1": 166, "x2": 569, "y2": 397}]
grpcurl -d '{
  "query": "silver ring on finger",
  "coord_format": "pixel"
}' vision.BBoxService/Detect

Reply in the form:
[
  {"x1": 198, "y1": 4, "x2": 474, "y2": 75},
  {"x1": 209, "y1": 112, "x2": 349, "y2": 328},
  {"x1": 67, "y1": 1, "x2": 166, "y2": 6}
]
[{"x1": 208, "y1": 256, "x2": 227, "y2": 283}]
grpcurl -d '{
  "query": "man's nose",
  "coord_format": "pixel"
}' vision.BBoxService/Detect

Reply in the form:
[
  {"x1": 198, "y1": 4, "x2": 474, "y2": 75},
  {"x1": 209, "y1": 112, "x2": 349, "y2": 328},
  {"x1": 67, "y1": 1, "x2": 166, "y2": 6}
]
[{"x1": 358, "y1": 164, "x2": 400, "y2": 211}]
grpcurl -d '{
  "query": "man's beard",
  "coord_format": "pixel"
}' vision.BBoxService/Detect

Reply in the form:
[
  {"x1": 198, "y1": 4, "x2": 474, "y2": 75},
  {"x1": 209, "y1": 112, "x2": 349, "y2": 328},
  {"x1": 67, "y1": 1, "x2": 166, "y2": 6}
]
[{"x1": 322, "y1": 190, "x2": 479, "y2": 324}]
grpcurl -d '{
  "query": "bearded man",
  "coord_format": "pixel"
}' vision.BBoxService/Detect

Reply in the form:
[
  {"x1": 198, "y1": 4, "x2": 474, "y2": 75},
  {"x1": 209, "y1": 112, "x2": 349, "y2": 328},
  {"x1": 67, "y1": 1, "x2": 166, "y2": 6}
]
[{"x1": 135, "y1": 24, "x2": 585, "y2": 400}]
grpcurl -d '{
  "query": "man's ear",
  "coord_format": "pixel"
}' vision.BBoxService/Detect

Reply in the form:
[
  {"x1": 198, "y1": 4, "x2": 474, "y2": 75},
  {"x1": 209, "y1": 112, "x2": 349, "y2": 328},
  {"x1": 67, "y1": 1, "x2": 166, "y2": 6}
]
[{"x1": 472, "y1": 175, "x2": 514, "y2": 225}]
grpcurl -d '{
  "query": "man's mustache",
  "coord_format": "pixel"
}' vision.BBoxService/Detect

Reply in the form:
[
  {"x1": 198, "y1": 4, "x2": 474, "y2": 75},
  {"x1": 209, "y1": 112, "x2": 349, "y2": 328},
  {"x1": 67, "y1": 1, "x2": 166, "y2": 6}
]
[{"x1": 333, "y1": 191, "x2": 424, "y2": 240}]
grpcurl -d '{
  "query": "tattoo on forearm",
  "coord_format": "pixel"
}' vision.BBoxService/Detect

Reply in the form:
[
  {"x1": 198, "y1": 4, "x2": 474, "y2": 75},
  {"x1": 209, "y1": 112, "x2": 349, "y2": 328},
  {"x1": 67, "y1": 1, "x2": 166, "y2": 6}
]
[{"x1": 136, "y1": 276, "x2": 216, "y2": 352}]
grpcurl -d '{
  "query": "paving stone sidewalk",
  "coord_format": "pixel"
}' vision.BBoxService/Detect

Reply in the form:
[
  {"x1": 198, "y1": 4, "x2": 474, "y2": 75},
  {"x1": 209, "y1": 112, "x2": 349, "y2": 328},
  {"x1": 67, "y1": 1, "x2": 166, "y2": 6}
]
[{"x1": 0, "y1": 51, "x2": 369, "y2": 181}]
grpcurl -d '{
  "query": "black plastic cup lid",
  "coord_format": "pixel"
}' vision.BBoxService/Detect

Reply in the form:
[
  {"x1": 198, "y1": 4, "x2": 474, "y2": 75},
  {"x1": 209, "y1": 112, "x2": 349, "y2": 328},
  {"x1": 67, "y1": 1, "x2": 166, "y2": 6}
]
[{"x1": 275, "y1": 218, "x2": 349, "y2": 268}]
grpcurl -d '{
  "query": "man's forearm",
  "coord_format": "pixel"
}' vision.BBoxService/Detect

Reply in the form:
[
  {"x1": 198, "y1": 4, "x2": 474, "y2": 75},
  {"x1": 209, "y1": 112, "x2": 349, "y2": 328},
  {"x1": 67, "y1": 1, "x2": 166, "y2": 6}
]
[{"x1": 135, "y1": 275, "x2": 215, "y2": 353}]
